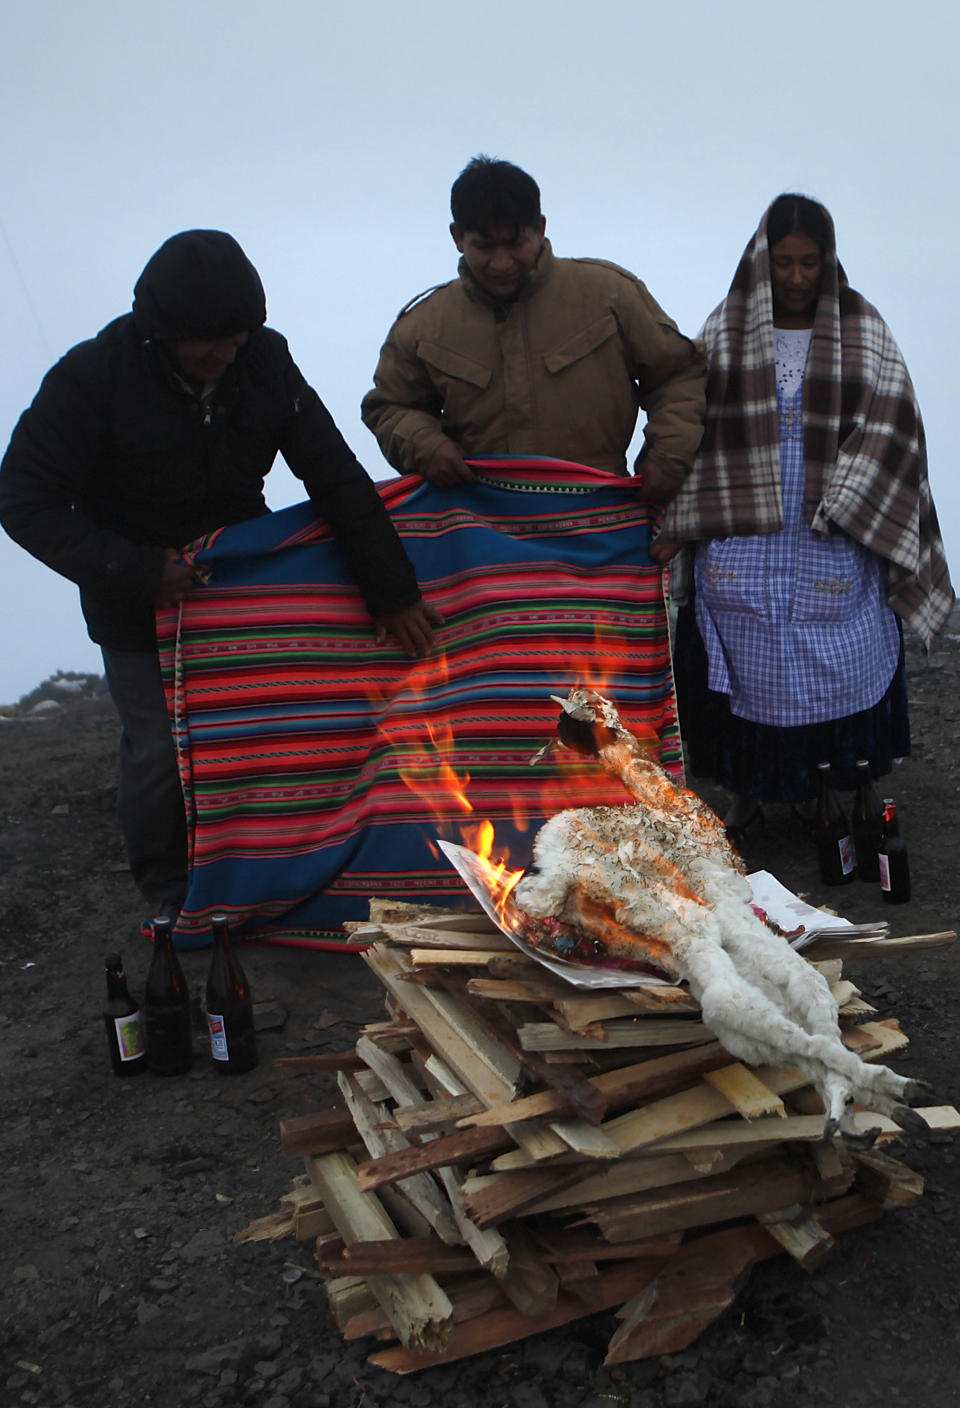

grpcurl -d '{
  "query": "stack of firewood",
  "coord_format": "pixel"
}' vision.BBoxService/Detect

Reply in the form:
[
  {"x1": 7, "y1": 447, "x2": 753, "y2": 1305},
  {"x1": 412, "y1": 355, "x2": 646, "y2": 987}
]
[{"x1": 239, "y1": 902, "x2": 958, "y2": 1374}]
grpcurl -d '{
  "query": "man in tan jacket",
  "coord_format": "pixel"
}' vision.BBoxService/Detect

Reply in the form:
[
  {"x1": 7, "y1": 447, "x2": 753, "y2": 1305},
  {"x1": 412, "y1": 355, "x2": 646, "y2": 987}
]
[{"x1": 362, "y1": 156, "x2": 706, "y2": 503}]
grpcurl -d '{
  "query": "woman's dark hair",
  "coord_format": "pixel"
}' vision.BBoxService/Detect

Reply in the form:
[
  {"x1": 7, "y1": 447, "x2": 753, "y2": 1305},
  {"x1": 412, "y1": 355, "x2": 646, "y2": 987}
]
[
  {"x1": 766, "y1": 193, "x2": 833, "y2": 252},
  {"x1": 450, "y1": 156, "x2": 541, "y2": 239}
]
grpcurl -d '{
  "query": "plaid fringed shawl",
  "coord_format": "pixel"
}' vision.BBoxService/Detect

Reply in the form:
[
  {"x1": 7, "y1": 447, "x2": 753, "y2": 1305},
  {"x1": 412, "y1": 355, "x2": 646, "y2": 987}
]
[
  {"x1": 157, "y1": 458, "x2": 679, "y2": 950},
  {"x1": 660, "y1": 205, "x2": 953, "y2": 647}
]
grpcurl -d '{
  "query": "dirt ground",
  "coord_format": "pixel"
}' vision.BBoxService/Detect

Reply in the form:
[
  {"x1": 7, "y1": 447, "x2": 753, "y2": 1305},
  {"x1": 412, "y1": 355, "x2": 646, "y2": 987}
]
[{"x1": 2, "y1": 623, "x2": 960, "y2": 1408}]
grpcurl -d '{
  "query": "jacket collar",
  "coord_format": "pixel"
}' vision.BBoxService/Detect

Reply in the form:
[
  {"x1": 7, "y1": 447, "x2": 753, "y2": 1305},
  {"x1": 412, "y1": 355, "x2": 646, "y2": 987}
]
[{"x1": 458, "y1": 239, "x2": 555, "y2": 315}]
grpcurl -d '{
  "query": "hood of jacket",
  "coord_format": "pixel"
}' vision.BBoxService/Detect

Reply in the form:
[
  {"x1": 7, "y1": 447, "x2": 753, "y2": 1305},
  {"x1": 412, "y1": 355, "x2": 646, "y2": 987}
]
[{"x1": 132, "y1": 230, "x2": 267, "y2": 341}]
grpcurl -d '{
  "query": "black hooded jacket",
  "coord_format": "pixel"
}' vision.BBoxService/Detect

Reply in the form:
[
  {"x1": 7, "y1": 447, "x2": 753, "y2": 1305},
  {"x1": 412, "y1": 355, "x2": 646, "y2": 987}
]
[{"x1": 0, "y1": 230, "x2": 421, "y2": 649}]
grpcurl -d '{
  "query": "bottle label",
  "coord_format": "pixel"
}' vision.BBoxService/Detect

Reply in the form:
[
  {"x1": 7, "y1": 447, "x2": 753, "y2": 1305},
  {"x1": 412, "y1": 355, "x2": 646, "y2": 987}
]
[
  {"x1": 879, "y1": 854, "x2": 891, "y2": 891},
  {"x1": 207, "y1": 1012, "x2": 229, "y2": 1061},
  {"x1": 114, "y1": 1011, "x2": 145, "y2": 1062},
  {"x1": 839, "y1": 835, "x2": 855, "y2": 875}
]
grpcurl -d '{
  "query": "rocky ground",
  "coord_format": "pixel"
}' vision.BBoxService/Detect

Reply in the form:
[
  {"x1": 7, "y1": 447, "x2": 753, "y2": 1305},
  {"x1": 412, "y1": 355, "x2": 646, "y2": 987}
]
[{"x1": 1, "y1": 628, "x2": 959, "y2": 1408}]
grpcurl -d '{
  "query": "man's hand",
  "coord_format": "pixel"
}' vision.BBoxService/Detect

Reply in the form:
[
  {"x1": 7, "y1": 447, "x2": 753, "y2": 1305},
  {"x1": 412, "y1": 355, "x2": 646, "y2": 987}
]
[
  {"x1": 154, "y1": 548, "x2": 196, "y2": 607},
  {"x1": 632, "y1": 456, "x2": 684, "y2": 506},
  {"x1": 422, "y1": 440, "x2": 477, "y2": 488},
  {"x1": 374, "y1": 600, "x2": 445, "y2": 657},
  {"x1": 649, "y1": 536, "x2": 683, "y2": 566}
]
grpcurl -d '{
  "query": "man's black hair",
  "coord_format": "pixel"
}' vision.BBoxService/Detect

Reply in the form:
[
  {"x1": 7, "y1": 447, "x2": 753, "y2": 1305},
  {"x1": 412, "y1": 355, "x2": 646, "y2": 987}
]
[{"x1": 450, "y1": 156, "x2": 541, "y2": 239}]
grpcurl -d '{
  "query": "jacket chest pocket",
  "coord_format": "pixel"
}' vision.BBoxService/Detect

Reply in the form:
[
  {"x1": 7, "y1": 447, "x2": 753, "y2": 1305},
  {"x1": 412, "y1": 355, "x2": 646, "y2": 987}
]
[
  {"x1": 418, "y1": 340, "x2": 492, "y2": 393},
  {"x1": 543, "y1": 313, "x2": 618, "y2": 375}
]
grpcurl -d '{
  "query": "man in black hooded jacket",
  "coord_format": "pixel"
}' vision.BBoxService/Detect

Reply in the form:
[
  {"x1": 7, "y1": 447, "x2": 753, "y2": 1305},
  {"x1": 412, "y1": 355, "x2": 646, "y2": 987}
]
[{"x1": 0, "y1": 229, "x2": 439, "y2": 918}]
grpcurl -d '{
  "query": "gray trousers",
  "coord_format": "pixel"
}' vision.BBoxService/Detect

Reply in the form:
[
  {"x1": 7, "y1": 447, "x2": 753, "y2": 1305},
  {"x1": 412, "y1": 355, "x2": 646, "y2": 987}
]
[{"x1": 101, "y1": 647, "x2": 188, "y2": 914}]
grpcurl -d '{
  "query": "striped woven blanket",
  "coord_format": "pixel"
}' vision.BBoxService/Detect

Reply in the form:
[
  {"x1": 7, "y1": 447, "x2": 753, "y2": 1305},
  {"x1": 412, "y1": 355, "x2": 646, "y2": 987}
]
[{"x1": 157, "y1": 457, "x2": 680, "y2": 949}]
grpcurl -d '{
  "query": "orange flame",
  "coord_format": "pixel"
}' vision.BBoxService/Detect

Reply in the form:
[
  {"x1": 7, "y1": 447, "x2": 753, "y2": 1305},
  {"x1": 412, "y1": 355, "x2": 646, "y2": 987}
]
[{"x1": 385, "y1": 621, "x2": 660, "y2": 917}]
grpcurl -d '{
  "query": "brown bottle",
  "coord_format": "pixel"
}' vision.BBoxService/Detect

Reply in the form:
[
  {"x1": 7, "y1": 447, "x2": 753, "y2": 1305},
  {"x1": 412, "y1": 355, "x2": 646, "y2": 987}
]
[
  {"x1": 814, "y1": 762, "x2": 855, "y2": 885},
  {"x1": 879, "y1": 799, "x2": 911, "y2": 904},
  {"x1": 144, "y1": 917, "x2": 193, "y2": 1075},
  {"x1": 103, "y1": 953, "x2": 147, "y2": 1077},
  {"x1": 205, "y1": 913, "x2": 258, "y2": 1073},
  {"x1": 851, "y1": 759, "x2": 884, "y2": 883}
]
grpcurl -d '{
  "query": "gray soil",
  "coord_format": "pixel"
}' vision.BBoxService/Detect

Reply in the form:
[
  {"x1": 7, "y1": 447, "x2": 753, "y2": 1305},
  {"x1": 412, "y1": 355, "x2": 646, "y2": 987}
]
[{"x1": 2, "y1": 622, "x2": 959, "y2": 1408}]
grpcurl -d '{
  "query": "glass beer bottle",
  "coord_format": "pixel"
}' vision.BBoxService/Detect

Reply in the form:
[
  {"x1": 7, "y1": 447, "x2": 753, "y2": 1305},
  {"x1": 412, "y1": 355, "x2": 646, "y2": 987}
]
[
  {"x1": 205, "y1": 913, "x2": 258, "y2": 1073},
  {"x1": 851, "y1": 759, "x2": 884, "y2": 883},
  {"x1": 103, "y1": 953, "x2": 147, "y2": 1077},
  {"x1": 144, "y1": 916, "x2": 193, "y2": 1075},
  {"x1": 814, "y1": 762, "x2": 855, "y2": 885},
  {"x1": 879, "y1": 799, "x2": 911, "y2": 905}
]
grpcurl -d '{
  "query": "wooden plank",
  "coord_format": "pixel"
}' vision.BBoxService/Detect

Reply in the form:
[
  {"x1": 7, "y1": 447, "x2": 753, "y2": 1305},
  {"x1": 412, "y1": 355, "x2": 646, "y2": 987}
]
[
  {"x1": 494, "y1": 1227, "x2": 559, "y2": 1318},
  {"x1": 279, "y1": 1109, "x2": 359, "y2": 1158},
  {"x1": 336, "y1": 1072, "x2": 461, "y2": 1245},
  {"x1": 381, "y1": 910, "x2": 500, "y2": 934},
  {"x1": 466, "y1": 976, "x2": 576, "y2": 1004},
  {"x1": 621, "y1": 986, "x2": 702, "y2": 1015},
  {"x1": 531, "y1": 1228, "x2": 684, "y2": 1264},
  {"x1": 491, "y1": 1080, "x2": 736, "y2": 1173},
  {"x1": 463, "y1": 1147, "x2": 757, "y2": 1227},
  {"x1": 552, "y1": 989, "x2": 700, "y2": 1032},
  {"x1": 585, "y1": 1155, "x2": 811, "y2": 1241},
  {"x1": 838, "y1": 996, "x2": 878, "y2": 1018},
  {"x1": 434, "y1": 1163, "x2": 510, "y2": 1277},
  {"x1": 602, "y1": 1193, "x2": 885, "y2": 1366},
  {"x1": 325, "y1": 1274, "x2": 379, "y2": 1333},
  {"x1": 367, "y1": 1260, "x2": 663, "y2": 1373},
  {"x1": 304, "y1": 1152, "x2": 453, "y2": 1352},
  {"x1": 234, "y1": 1175, "x2": 333, "y2": 1243},
  {"x1": 809, "y1": 1139, "x2": 854, "y2": 1197},
  {"x1": 294, "y1": 1207, "x2": 334, "y2": 1241},
  {"x1": 604, "y1": 1234, "x2": 756, "y2": 1365},
  {"x1": 515, "y1": 1148, "x2": 763, "y2": 1218},
  {"x1": 353, "y1": 1068, "x2": 393, "y2": 1102},
  {"x1": 422, "y1": 1053, "x2": 470, "y2": 1096},
  {"x1": 364, "y1": 945, "x2": 568, "y2": 1164},
  {"x1": 755, "y1": 1208, "x2": 835, "y2": 1269},
  {"x1": 394, "y1": 1093, "x2": 484, "y2": 1134},
  {"x1": 801, "y1": 930, "x2": 955, "y2": 962},
  {"x1": 356, "y1": 1017, "x2": 422, "y2": 1045},
  {"x1": 703, "y1": 1064, "x2": 787, "y2": 1120},
  {"x1": 852, "y1": 1147, "x2": 925, "y2": 1207},
  {"x1": 233, "y1": 1207, "x2": 298, "y2": 1244},
  {"x1": 432, "y1": 974, "x2": 611, "y2": 1130},
  {"x1": 458, "y1": 1042, "x2": 729, "y2": 1131},
  {"x1": 551, "y1": 993, "x2": 650, "y2": 1031},
  {"x1": 355, "y1": 1034, "x2": 424, "y2": 1105},
  {"x1": 355, "y1": 1032, "x2": 510, "y2": 1276},
  {"x1": 591, "y1": 1019, "x2": 915, "y2": 1162},
  {"x1": 645, "y1": 1108, "x2": 953, "y2": 1157},
  {"x1": 362, "y1": 944, "x2": 522, "y2": 1104},
  {"x1": 409, "y1": 948, "x2": 514, "y2": 967},
  {"x1": 367, "y1": 900, "x2": 488, "y2": 928},
  {"x1": 556, "y1": 1259, "x2": 605, "y2": 1309},
  {"x1": 459, "y1": 1165, "x2": 596, "y2": 1229},
  {"x1": 320, "y1": 1237, "x2": 480, "y2": 1277},
  {"x1": 341, "y1": 1275, "x2": 508, "y2": 1342},
  {"x1": 517, "y1": 1019, "x2": 712, "y2": 1051}
]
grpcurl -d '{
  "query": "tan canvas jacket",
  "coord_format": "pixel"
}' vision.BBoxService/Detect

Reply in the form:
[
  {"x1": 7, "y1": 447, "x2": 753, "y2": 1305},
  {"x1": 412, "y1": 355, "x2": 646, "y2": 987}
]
[{"x1": 361, "y1": 242, "x2": 706, "y2": 479}]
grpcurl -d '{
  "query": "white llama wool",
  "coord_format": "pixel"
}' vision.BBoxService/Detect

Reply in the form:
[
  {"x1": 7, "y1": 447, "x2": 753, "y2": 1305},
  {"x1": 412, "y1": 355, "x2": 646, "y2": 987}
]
[{"x1": 514, "y1": 688, "x2": 930, "y2": 1145}]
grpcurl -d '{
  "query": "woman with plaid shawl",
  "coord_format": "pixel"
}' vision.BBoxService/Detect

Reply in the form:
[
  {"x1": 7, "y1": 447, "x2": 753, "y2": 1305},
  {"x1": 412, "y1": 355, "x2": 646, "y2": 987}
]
[{"x1": 655, "y1": 194, "x2": 953, "y2": 843}]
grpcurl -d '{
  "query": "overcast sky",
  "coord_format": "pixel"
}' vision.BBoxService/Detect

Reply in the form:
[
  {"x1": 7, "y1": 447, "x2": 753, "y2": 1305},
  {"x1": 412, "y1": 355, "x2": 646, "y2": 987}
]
[{"x1": 1, "y1": 0, "x2": 956, "y2": 702}]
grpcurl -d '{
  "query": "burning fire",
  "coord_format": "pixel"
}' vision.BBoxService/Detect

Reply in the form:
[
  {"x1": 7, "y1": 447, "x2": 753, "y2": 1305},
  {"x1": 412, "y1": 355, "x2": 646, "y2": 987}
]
[
  {"x1": 396, "y1": 712, "x2": 524, "y2": 922},
  {"x1": 467, "y1": 817, "x2": 524, "y2": 924},
  {"x1": 382, "y1": 641, "x2": 663, "y2": 923}
]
